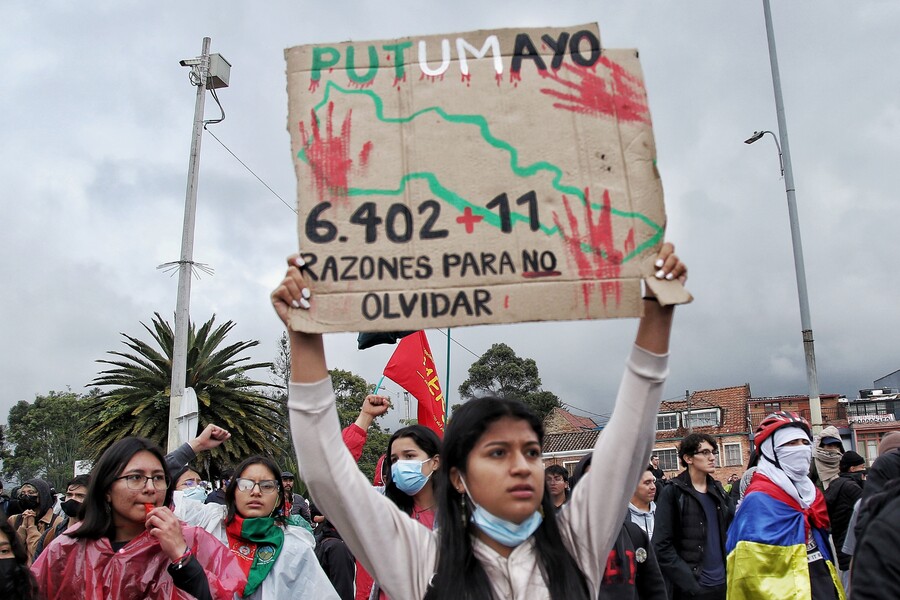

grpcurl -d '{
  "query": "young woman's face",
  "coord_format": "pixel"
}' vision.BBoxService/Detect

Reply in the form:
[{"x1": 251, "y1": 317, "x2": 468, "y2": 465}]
[
  {"x1": 0, "y1": 530, "x2": 13, "y2": 559},
  {"x1": 107, "y1": 451, "x2": 166, "y2": 527},
  {"x1": 175, "y1": 469, "x2": 202, "y2": 490},
  {"x1": 390, "y1": 437, "x2": 439, "y2": 478},
  {"x1": 454, "y1": 416, "x2": 543, "y2": 524},
  {"x1": 234, "y1": 463, "x2": 280, "y2": 518}
]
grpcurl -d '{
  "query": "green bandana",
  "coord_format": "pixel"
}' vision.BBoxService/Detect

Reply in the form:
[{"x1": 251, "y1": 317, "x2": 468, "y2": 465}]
[{"x1": 226, "y1": 515, "x2": 284, "y2": 597}]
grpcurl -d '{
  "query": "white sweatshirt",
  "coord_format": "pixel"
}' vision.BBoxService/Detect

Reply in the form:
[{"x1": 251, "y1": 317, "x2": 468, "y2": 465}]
[{"x1": 289, "y1": 345, "x2": 668, "y2": 599}]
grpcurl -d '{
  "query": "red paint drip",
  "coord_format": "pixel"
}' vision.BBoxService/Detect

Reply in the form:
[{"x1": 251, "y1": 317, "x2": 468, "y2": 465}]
[
  {"x1": 509, "y1": 70, "x2": 522, "y2": 86},
  {"x1": 359, "y1": 141, "x2": 374, "y2": 167},
  {"x1": 347, "y1": 78, "x2": 375, "y2": 89},
  {"x1": 552, "y1": 188, "x2": 624, "y2": 311},
  {"x1": 461, "y1": 73, "x2": 471, "y2": 87},
  {"x1": 298, "y1": 102, "x2": 372, "y2": 203},
  {"x1": 504, "y1": 295, "x2": 509, "y2": 309},
  {"x1": 538, "y1": 57, "x2": 650, "y2": 124},
  {"x1": 308, "y1": 79, "x2": 320, "y2": 93},
  {"x1": 495, "y1": 72, "x2": 503, "y2": 87},
  {"x1": 392, "y1": 74, "x2": 407, "y2": 88}
]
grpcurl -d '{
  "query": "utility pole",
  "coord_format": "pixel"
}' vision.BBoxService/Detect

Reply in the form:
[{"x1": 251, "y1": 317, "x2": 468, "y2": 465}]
[
  {"x1": 167, "y1": 38, "x2": 211, "y2": 452},
  {"x1": 760, "y1": 0, "x2": 823, "y2": 433},
  {"x1": 685, "y1": 389, "x2": 692, "y2": 434}
]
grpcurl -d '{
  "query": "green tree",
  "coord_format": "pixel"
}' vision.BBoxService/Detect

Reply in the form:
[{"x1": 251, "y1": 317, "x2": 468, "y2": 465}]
[
  {"x1": 83, "y1": 313, "x2": 284, "y2": 476},
  {"x1": 4, "y1": 390, "x2": 91, "y2": 488},
  {"x1": 329, "y1": 368, "x2": 392, "y2": 481},
  {"x1": 267, "y1": 332, "x2": 297, "y2": 478},
  {"x1": 458, "y1": 342, "x2": 561, "y2": 421}
]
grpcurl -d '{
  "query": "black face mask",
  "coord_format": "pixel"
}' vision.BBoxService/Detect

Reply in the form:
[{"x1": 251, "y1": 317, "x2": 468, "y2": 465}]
[
  {"x1": 61, "y1": 498, "x2": 82, "y2": 518},
  {"x1": 18, "y1": 495, "x2": 39, "y2": 511},
  {"x1": 0, "y1": 558, "x2": 15, "y2": 573},
  {"x1": 0, "y1": 558, "x2": 22, "y2": 595}
]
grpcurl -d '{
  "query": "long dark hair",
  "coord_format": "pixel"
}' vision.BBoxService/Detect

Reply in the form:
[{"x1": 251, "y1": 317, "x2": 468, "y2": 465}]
[
  {"x1": 424, "y1": 396, "x2": 590, "y2": 600},
  {"x1": 224, "y1": 455, "x2": 286, "y2": 525},
  {"x1": 0, "y1": 519, "x2": 41, "y2": 599},
  {"x1": 382, "y1": 425, "x2": 442, "y2": 514},
  {"x1": 70, "y1": 437, "x2": 172, "y2": 540}
]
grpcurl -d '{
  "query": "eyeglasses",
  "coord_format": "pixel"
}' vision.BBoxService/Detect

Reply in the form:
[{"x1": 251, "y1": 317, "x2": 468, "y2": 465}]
[
  {"x1": 693, "y1": 449, "x2": 719, "y2": 457},
  {"x1": 179, "y1": 478, "x2": 201, "y2": 489},
  {"x1": 235, "y1": 478, "x2": 279, "y2": 494},
  {"x1": 116, "y1": 474, "x2": 168, "y2": 491}
]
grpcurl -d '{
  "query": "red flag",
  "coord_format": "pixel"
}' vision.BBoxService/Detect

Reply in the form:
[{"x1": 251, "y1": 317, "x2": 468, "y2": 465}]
[{"x1": 383, "y1": 331, "x2": 445, "y2": 437}]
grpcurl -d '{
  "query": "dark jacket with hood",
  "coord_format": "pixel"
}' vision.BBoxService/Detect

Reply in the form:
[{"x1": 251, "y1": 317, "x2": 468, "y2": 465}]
[
  {"x1": 850, "y1": 477, "x2": 900, "y2": 599},
  {"x1": 599, "y1": 520, "x2": 668, "y2": 600},
  {"x1": 652, "y1": 470, "x2": 734, "y2": 596},
  {"x1": 7, "y1": 477, "x2": 64, "y2": 562},
  {"x1": 572, "y1": 453, "x2": 667, "y2": 599},
  {"x1": 824, "y1": 471, "x2": 864, "y2": 570}
]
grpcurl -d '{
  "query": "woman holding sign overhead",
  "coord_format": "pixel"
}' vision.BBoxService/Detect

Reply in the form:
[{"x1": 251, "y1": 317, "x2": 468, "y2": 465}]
[{"x1": 273, "y1": 243, "x2": 686, "y2": 599}]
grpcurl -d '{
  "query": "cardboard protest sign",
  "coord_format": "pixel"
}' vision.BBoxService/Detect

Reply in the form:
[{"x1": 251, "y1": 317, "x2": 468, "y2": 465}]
[{"x1": 285, "y1": 23, "x2": 684, "y2": 333}]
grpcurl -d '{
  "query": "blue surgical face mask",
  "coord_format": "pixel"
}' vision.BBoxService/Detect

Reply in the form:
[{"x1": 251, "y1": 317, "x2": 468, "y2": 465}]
[
  {"x1": 460, "y1": 476, "x2": 543, "y2": 547},
  {"x1": 181, "y1": 486, "x2": 207, "y2": 503},
  {"x1": 391, "y1": 457, "x2": 434, "y2": 496}
]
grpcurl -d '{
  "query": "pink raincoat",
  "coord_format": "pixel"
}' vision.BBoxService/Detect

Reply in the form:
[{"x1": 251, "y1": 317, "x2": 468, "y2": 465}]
[{"x1": 32, "y1": 524, "x2": 246, "y2": 599}]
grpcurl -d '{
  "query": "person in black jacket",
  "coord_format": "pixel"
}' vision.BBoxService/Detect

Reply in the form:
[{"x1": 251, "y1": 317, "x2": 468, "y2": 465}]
[
  {"x1": 824, "y1": 450, "x2": 865, "y2": 591},
  {"x1": 652, "y1": 433, "x2": 734, "y2": 600},
  {"x1": 572, "y1": 453, "x2": 667, "y2": 600},
  {"x1": 850, "y1": 477, "x2": 900, "y2": 599}
]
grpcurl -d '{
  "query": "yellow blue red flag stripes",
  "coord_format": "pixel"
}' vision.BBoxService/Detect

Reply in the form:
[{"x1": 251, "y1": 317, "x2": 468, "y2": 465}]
[{"x1": 726, "y1": 488, "x2": 844, "y2": 600}]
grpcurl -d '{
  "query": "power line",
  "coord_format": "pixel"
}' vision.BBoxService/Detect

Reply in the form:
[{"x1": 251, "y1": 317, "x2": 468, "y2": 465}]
[
  {"x1": 203, "y1": 128, "x2": 297, "y2": 215},
  {"x1": 434, "y1": 328, "x2": 480, "y2": 359}
]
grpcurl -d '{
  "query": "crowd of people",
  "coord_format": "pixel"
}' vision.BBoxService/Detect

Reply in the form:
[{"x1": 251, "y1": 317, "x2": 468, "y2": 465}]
[{"x1": 0, "y1": 243, "x2": 897, "y2": 599}]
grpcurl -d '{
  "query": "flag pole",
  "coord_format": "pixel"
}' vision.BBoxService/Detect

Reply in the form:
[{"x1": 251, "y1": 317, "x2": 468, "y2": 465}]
[
  {"x1": 375, "y1": 375, "x2": 386, "y2": 393},
  {"x1": 445, "y1": 328, "x2": 451, "y2": 421}
]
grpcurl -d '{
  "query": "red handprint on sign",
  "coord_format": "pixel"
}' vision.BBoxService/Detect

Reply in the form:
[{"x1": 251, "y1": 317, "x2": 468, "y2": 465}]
[
  {"x1": 553, "y1": 188, "x2": 636, "y2": 311},
  {"x1": 539, "y1": 57, "x2": 650, "y2": 125},
  {"x1": 299, "y1": 101, "x2": 374, "y2": 203}
]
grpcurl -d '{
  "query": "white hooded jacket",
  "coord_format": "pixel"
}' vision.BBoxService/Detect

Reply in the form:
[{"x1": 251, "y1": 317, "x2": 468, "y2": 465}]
[{"x1": 627, "y1": 501, "x2": 655, "y2": 539}]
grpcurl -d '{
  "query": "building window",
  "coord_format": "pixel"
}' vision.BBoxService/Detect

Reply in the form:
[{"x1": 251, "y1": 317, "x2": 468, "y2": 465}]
[
  {"x1": 657, "y1": 413, "x2": 679, "y2": 431},
  {"x1": 563, "y1": 460, "x2": 581, "y2": 477},
  {"x1": 763, "y1": 402, "x2": 781, "y2": 413},
  {"x1": 657, "y1": 448, "x2": 679, "y2": 471},
  {"x1": 850, "y1": 402, "x2": 889, "y2": 417},
  {"x1": 857, "y1": 432, "x2": 882, "y2": 466},
  {"x1": 723, "y1": 442, "x2": 742, "y2": 467},
  {"x1": 683, "y1": 408, "x2": 720, "y2": 428}
]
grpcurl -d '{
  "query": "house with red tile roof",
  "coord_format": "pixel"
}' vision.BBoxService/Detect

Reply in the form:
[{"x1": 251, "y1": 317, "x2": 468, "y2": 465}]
[
  {"x1": 542, "y1": 407, "x2": 601, "y2": 474},
  {"x1": 652, "y1": 385, "x2": 752, "y2": 483}
]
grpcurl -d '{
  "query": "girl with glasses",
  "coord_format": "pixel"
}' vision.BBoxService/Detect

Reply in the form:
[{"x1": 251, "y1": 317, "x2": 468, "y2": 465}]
[
  {"x1": 272, "y1": 243, "x2": 686, "y2": 600},
  {"x1": 30, "y1": 436, "x2": 245, "y2": 599},
  {"x1": 170, "y1": 454, "x2": 340, "y2": 599},
  {"x1": 222, "y1": 455, "x2": 340, "y2": 599}
]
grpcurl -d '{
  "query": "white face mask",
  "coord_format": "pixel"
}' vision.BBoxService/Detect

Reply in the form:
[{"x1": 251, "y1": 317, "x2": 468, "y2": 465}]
[{"x1": 776, "y1": 444, "x2": 812, "y2": 482}]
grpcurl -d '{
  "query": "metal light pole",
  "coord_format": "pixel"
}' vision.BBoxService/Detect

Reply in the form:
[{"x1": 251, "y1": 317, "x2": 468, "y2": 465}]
[
  {"x1": 167, "y1": 38, "x2": 211, "y2": 452},
  {"x1": 745, "y1": 0, "x2": 823, "y2": 433}
]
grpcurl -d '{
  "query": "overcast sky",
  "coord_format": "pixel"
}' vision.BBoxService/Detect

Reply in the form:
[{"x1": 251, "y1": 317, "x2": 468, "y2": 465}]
[{"x1": 2, "y1": 1, "x2": 898, "y2": 433}]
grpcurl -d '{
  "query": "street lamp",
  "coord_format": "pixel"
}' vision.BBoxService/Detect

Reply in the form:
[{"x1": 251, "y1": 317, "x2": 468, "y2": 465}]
[{"x1": 745, "y1": 0, "x2": 822, "y2": 433}]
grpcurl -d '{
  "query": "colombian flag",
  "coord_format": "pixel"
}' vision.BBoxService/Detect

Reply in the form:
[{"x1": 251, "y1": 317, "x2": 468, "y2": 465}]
[{"x1": 725, "y1": 474, "x2": 844, "y2": 600}]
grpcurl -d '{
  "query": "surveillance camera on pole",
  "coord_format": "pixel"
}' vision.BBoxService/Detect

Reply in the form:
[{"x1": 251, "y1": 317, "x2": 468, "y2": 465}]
[{"x1": 166, "y1": 38, "x2": 230, "y2": 452}]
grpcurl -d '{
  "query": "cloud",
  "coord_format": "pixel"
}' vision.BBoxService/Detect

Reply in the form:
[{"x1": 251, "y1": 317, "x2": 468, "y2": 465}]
[{"x1": 2, "y1": 1, "x2": 898, "y2": 435}]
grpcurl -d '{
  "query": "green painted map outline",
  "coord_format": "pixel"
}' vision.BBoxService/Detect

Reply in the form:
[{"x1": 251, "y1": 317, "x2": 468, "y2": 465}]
[{"x1": 297, "y1": 81, "x2": 664, "y2": 263}]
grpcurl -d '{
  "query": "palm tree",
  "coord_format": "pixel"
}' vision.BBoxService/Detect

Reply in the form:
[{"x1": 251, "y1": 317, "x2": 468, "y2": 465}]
[{"x1": 83, "y1": 313, "x2": 287, "y2": 475}]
